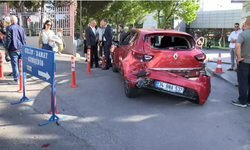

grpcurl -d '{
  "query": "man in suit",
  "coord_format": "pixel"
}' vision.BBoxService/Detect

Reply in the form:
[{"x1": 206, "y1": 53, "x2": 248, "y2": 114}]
[
  {"x1": 119, "y1": 24, "x2": 126, "y2": 44},
  {"x1": 101, "y1": 18, "x2": 113, "y2": 70},
  {"x1": 85, "y1": 19, "x2": 100, "y2": 68}
]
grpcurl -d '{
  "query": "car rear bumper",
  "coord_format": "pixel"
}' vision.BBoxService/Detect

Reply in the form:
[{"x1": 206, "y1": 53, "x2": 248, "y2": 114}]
[{"x1": 124, "y1": 69, "x2": 211, "y2": 105}]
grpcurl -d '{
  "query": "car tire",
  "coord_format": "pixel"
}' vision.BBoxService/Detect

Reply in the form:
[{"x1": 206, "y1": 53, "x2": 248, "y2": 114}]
[
  {"x1": 111, "y1": 53, "x2": 118, "y2": 72},
  {"x1": 124, "y1": 79, "x2": 137, "y2": 98},
  {"x1": 112, "y1": 63, "x2": 118, "y2": 72}
]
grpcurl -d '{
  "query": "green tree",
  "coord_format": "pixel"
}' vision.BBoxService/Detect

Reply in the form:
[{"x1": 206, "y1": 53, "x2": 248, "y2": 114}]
[
  {"x1": 77, "y1": 1, "x2": 111, "y2": 29},
  {"x1": 140, "y1": 0, "x2": 199, "y2": 29},
  {"x1": 97, "y1": 1, "x2": 149, "y2": 33},
  {"x1": 5, "y1": 1, "x2": 41, "y2": 11}
]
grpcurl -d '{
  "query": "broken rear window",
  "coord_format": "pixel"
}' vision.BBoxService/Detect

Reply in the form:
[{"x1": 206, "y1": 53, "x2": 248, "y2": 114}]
[{"x1": 147, "y1": 34, "x2": 195, "y2": 50}]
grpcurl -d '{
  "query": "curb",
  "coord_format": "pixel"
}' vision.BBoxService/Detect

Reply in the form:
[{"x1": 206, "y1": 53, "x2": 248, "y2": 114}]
[
  {"x1": 207, "y1": 60, "x2": 231, "y2": 64},
  {"x1": 206, "y1": 67, "x2": 238, "y2": 87},
  {"x1": 203, "y1": 48, "x2": 230, "y2": 51}
]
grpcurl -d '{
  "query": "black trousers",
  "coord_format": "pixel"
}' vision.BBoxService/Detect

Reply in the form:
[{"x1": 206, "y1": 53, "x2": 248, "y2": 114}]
[
  {"x1": 90, "y1": 45, "x2": 98, "y2": 67},
  {"x1": 104, "y1": 41, "x2": 111, "y2": 68},
  {"x1": 237, "y1": 61, "x2": 250, "y2": 104},
  {"x1": 98, "y1": 41, "x2": 103, "y2": 58}
]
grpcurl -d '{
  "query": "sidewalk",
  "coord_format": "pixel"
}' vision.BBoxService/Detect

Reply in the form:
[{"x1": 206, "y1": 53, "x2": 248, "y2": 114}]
[
  {"x1": 0, "y1": 50, "x2": 94, "y2": 150},
  {"x1": 202, "y1": 48, "x2": 239, "y2": 87},
  {"x1": 206, "y1": 62, "x2": 238, "y2": 87},
  {"x1": 203, "y1": 49, "x2": 231, "y2": 64}
]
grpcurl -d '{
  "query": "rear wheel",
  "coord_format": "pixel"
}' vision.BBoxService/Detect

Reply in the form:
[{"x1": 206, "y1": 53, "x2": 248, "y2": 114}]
[{"x1": 124, "y1": 79, "x2": 137, "y2": 98}]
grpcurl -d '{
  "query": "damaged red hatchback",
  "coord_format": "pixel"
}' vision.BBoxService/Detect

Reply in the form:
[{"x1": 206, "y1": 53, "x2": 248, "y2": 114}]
[{"x1": 111, "y1": 29, "x2": 211, "y2": 105}]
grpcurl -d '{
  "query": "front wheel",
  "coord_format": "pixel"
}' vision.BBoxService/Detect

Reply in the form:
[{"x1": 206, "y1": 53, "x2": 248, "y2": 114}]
[
  {"x1": 124, "y1": 79, "x2": 137, "y2": 98},
  {"x1": 111, "y1": 53, "x2": 118, "y2": 72}
]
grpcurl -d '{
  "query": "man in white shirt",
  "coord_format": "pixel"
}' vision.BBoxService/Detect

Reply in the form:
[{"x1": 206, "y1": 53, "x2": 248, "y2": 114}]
[
  {"x1": 228, "y1": 23, "x2": 241, "y2": 71},
  {"x1": 97, "y1": 25, "x2": 104, "y2": 59}
]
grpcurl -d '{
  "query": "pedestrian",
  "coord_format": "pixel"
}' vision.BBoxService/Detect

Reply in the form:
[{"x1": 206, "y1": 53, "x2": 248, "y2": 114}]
[
  {"x1": 85, "y1": 19, "x2": 100, "y2": 68},
  {"x1": 100, "y1": 18, "x2": 113, "y2": 70},
  {"x1": 37, "y1": 20, "x2": 55, "y2": 51},
  {"x1": 56, "y1": 28, "x2": 64, "y2": 54},
  {"x1": 0, "y1": 16, "x2": 11, "y2": 46},
  {"x1": 208, "y1": 41, "x2": 211, "y2": 49},
  {"x1": 242, "y1": 21, "x2": 245, "y2": 31},
  {"x1": 5, "y1": 15, "x2": 26, "y2": 85},
  {"x1": 97, "y1": 23, "x2": 105, "y2": 59},
  {"x1": 231, "y1": 19, "x2": 250, "y2": 108},
  {"x1": 227, "y1": 23, "x2": 241, "y2": 71},
  {"x1": 119, "y1": 24, "x2": 126, "y2": 44},
  {"x1": 168, "y1": 26, "x2": 174, "y2": 30},
  {"x1": 0, "y1": 20, "x2": 3, "y2": 45},
  {"x1": 82, "y1": 31, "x2": 88, "y2": 62}
]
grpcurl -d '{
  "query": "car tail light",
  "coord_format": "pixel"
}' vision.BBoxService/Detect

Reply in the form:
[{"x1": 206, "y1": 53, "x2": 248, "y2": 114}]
[
  {"x1": 132, "y1": 51, "x2": 154, "y2": 62},
  {"x1": 133, "y1": 51, "x2": 144, "y2": 60},
  {"x1": 195, "y1": 54, "x2": 206, "y2": 61},
  {"x1": 144, "y1": 55, "x2": 154, "y2": 62}
]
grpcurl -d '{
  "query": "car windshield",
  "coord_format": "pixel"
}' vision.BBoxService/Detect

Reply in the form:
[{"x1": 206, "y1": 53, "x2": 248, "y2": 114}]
[{"x1": 147, "y1": 34, "x2": 195, "y2": 50}]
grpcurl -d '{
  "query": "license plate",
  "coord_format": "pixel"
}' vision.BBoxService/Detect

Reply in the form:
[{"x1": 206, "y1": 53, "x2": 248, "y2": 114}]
[{"x1": 155, "y1": 81, "x2": 184, "y2": 94}]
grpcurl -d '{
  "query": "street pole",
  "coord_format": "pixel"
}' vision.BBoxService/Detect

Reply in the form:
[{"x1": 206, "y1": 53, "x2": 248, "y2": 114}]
[{"x1": 80, "y1": 0, "x2": 82, "y2": 39}]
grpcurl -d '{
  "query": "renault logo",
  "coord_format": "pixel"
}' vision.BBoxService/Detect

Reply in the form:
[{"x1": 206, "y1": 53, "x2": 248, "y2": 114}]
[{"x1": 173, "y1": 53, "x2": 178, "y2": 60}]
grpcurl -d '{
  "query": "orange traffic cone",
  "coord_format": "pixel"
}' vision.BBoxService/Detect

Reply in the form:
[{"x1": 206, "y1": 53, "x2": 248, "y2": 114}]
[
  {"x1": 102, "y1": 48, "x2": 105, "y2": 68},
  {"x1": 0, "y1": 52, "x2": 4, "y2": 79},
  {"x1": 86, "y1": 49, "x2": 92, "y2": 74},
  {"x1": 17, "y1": 59, "x2": 23, "y2": 93},
  {"x1": 215, "y1": 53, "x2": 224, "y2": 73},
  {"x1": 70, "y1": 56, "x2": 77, "y2": 88}
]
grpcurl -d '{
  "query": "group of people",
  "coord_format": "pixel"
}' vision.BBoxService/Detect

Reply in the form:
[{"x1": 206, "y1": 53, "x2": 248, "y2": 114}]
[
  {"x1": 82, "y1": 18, "x2": 126, "y2": 70},
  {"x1": 227, "y1": 19, "x2": 250, "y2": 108},
  {"x1": 0, "y1": 17, "x2": 65, "y2": 85}
]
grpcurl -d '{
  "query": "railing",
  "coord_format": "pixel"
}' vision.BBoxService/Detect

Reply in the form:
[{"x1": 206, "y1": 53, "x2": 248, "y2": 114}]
[{"x1": 9, "y1": 6, "x2": 71, "y2": 36}]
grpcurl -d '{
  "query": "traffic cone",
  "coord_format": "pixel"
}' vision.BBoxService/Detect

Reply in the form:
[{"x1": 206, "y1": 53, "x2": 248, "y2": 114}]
[
  {"x1": 215, "y1": 53, "x2": 224, "y2": 73},
  {"x1": 0, "y1": 52, "x2": 4, "y2": 79},
  {"x1": 102, "y1": 47, "x2": 105, "y2": 68},
  {"x1": 70, "y1": 56, "x2": 77, "y2": 88},
  {"x1": 86, "y1": 49, "x2": 91, "y2": 74},
  {"x1": 17, "y1": 59, "x2": 23, "y2": 93}
]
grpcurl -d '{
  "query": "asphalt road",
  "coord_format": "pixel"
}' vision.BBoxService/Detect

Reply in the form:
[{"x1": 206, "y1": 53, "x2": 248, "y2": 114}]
[{"x1": 1, "y1": 53, "x2": 250, "y2": 150}]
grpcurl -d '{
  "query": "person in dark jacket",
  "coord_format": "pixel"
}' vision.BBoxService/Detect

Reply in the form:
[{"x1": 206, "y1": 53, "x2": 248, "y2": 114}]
[
  {"x1": 0, "y1": 17, "x2": 12, "y2": 76},
  {"x1": 5, "y1": 16, "x2": 26, "y2": 85},
  {"x1": 101, "y1": 18, "x2": 113, "y2": 70},
  {"x1": 119, "y1": 24, "x2": 127, "y2": 44},
  {"x1": 85, "y1": 19, "x2": 100, "y2": 68}
]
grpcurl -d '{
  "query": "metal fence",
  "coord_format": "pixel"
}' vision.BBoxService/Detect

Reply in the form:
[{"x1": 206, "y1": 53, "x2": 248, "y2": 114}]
[
  {"x1": 9, "y1": 6, "x2": 72, "y2": 36},
  {"x1": 0, "y1": 5, "x2": 4, "y2": 19}
]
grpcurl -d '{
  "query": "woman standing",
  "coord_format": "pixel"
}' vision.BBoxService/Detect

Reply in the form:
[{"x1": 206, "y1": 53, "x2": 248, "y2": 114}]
[
  {"x1": 82, "y1": 31, "x2": 88, "y2": 62},
  {"x1": 56, "y1": 28, "x2": 64, "y2": 54},
  {"x1": 38, "y1": 20, "x2": 55, "y2": 51}
]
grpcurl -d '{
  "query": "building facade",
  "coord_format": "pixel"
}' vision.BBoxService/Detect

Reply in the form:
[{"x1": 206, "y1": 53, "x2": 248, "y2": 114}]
[
  {"x1": 231, "y1": 0, "x2": 250, "y2": 23},
  {"x1": 143, "y1": 0, "x2": 243, "y2": 48}
]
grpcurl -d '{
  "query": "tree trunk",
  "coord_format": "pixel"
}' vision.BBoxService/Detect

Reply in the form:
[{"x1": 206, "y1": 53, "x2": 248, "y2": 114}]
[
  {"x1": 157, "y1": 10, "x2": 160, "y2": 26},
  {"x1": 163, "y1": 10, "x2": 167, "y2": 29}
]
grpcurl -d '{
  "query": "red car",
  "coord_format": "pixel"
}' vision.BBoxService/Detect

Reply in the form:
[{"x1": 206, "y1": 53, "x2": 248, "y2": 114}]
[{"x1": 111, "y1": 29, "x2": 211, "y2": 105}]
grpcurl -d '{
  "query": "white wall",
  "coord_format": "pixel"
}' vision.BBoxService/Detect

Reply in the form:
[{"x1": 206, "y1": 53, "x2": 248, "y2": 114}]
[
  {"x1": 26, "y1": 36, "x2": 74, "y2": 55},
  {"x1": 241, "y1": 2, "x2": 250, "y2": 23},
  {"x1": 143, "y1": 13, "x2": 157, "y2": 29},
  {"x1": 174, "y1": 19, "x2": 186, "y2": 32},
  {"x1": 189, "y1": 9, "x2": 242, "y2": 28}
]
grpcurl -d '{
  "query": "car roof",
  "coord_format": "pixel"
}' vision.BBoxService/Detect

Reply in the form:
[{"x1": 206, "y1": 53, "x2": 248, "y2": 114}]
[{"x1": 132, "y1": 28, "x2": 193, "y2": 37}]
